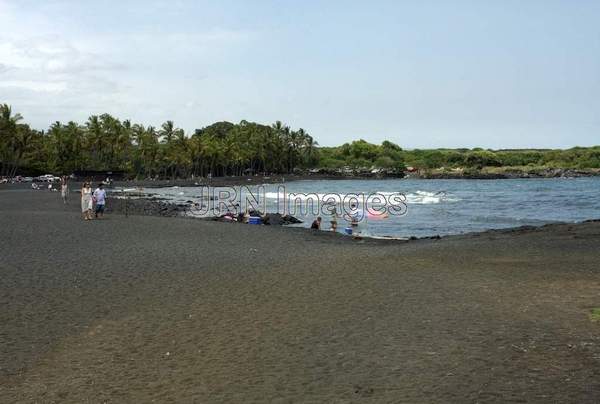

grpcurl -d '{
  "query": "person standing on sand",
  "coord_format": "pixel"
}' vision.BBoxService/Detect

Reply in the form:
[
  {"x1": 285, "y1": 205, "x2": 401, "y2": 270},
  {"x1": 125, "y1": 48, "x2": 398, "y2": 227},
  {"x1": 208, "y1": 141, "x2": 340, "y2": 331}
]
[
  {"x1": 81, "y1": 182, "x2": 93, "y2": 220},
  {"x1": 60, "y1": 176, "x2": 69, "y2": 204},
  {"x1": 93, "y1": 183, "x2": 107, "y2": 219}
]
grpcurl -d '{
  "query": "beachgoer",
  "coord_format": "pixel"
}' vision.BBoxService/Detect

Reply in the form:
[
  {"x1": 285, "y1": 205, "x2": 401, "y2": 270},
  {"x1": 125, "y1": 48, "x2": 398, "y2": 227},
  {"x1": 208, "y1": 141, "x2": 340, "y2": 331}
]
[
  {"x1": 81, "y1": 182, "x2": 93, "y2": 220},
  {"x1": 60, "y1": 176, "x2": 69, "y2": 204},
  {"x1": 93, "y1": 183, "x2": 107, "y2": 219},
  {"x1": 348, "y1": 203, "x2": 362, "y2": 226},
  {"x1": 330, "y1": 206, "x2": 338, "y2": 231},
  {"x1": 311, "y1": 216, "x2": 322, "y2": 230}
]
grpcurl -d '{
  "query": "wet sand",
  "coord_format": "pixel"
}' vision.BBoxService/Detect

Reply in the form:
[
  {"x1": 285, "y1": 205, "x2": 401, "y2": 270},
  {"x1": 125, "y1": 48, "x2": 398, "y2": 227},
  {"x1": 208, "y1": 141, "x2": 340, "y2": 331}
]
[{"x1": 1, "y1": 188, "x2": 599, "y2": 403}]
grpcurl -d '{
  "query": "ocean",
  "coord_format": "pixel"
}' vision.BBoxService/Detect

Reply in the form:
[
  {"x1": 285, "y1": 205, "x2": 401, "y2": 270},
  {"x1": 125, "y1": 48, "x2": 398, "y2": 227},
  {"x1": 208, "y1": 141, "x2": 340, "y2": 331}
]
[{"x1": 124, "y1": 177, "x2": 600, "y2": 238}]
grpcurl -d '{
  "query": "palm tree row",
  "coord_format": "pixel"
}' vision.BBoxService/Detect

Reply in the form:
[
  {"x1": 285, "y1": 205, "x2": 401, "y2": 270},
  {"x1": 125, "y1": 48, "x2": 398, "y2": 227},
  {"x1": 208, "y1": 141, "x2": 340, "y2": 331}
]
[
  {"x1": 0, "y1": 104, "x2": 319, "y2": 179},
  {"x1": 0, "y1": 104, "x2": 39, "y2": 177}
]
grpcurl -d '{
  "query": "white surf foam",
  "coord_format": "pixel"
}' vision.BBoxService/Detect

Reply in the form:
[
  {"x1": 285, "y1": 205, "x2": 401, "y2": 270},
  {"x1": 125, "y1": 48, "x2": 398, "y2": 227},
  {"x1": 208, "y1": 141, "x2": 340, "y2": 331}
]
[{"x1": 263, "y1": 190, "x2": 458, "y2": 205}]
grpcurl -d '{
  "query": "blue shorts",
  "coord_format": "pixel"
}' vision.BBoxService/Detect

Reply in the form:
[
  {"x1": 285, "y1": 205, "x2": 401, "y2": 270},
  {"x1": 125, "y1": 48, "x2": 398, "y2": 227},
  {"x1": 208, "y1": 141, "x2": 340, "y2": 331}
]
[{"x1": 95, "y1": 204, "x2": 105, "y2": 213}]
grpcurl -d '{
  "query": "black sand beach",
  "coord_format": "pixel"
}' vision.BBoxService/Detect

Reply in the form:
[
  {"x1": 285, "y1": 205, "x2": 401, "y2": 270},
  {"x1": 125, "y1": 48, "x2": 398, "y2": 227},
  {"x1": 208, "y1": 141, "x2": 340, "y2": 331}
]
[{"x1": 1, "y1": 187, "x2": 599, "y2": 403}]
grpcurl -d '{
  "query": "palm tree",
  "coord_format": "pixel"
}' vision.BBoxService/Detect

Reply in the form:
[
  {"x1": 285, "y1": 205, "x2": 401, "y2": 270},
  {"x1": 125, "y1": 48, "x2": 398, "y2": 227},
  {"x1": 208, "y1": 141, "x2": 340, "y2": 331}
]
[
  {"x1": 85, "y1": 115, "x2": 103, "y2": 169},
  {"x1": 159, "y1": 121, "x2": 176, "y2": 144},
  {"x1": 116, "y1": 119, "x2": 132, "y2": 171},
  {"x1": 6, "y1": 125, "x2": 34, "y2": 177},
  {"x1": 141, "y1": 126, "x2": 159, "y2": 178},
  {"x1": 99, "y1": 113, "x2": 121, "y2": 169},
  {"x1": 1, "y1": 105, "x2": 326, "y2": 179},
  {"x1": 297, "y1": 128, "x2": 318, "y2": 167},
  {"x1": 0, "y1": 104, "x2": 24, "y2": 176}
]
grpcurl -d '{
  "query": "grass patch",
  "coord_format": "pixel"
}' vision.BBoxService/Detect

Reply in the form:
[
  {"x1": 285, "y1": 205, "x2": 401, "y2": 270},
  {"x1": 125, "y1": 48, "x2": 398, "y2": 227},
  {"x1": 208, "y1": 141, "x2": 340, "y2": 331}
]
[{"x1": 589, "y1": 308, "x2": 600, "y2": 322}]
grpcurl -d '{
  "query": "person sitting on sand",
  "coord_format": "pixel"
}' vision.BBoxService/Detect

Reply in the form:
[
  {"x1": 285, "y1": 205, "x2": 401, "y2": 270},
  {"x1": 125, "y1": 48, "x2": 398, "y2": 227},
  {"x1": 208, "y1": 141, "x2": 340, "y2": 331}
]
[
  {"x1": 241, "y1": 209, "x2": 250, "y2": 223},
  {"x1": 311, "y1": 217, "x2": 322, "y2": 230},
  {"x1": 237, "y1": 211, "x2": 245, "y2": 223},
  {"x1": 93, "y1": 183, "x2": 107, "y2": 219},
  {"x1": 81, "y1": 182, "x2": 93, "y2": 220}
]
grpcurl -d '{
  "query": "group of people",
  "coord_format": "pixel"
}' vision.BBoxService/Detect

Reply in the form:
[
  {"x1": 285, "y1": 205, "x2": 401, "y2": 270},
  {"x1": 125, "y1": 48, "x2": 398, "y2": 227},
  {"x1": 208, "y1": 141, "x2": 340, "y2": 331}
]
[
  {"x1": 311, "y1": 206, "x2": 339, "y2": 231},
  {"x1": 29, "y1": 175, "x2": 107, "y2": 220},
  {"x1": 311, "y1": 204, "x2": 363, "y2": 231},
  {"x1": 80, "y1": 182, "x2": 107, "y2": 221},
  {"x1": 31, "y1": 176, "x2": 70, "y2": 202}
]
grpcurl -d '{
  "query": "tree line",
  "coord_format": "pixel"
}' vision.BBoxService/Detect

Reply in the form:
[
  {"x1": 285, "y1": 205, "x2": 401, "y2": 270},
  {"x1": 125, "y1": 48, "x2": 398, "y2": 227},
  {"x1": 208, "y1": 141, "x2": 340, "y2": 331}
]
[
  {"x1": 320, "y1": 142, "x2": 600, "y2": 171},
  {"x1": 0, "y1": 104, "x2": 318, "y2": 178},
  {"x1": 1, "y1": 103, "x2": 599, "y2": 179}
]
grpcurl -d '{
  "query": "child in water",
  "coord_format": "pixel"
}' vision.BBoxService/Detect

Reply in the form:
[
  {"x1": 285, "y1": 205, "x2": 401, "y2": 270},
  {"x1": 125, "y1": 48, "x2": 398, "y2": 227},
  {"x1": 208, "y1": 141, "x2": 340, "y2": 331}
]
[
  {"x1": 311, "y1": 217, "x2": 322, "y2": 230},
  {"x1": 330, "y1": 206, "x2": 338, "y2": 231}
]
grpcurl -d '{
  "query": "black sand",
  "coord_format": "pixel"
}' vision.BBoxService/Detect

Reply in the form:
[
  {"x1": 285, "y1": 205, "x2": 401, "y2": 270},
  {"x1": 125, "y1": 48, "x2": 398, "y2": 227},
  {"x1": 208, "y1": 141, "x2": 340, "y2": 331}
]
[{"x1": 1, "y1": 188, "x2": 599, "y2": 403}]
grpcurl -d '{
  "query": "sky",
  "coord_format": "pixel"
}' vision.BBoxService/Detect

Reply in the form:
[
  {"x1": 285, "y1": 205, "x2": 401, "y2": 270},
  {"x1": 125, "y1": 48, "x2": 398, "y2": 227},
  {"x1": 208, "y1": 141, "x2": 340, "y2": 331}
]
[{"x1": 0, "y1": 0, "x2": 599, "y2": 148}]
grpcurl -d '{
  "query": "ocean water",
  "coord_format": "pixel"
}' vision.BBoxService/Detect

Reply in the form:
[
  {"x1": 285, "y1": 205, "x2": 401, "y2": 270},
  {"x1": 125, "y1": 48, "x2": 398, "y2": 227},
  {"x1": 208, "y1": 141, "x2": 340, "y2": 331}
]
[{"x1": 128, "y1": 178, "x2": 600, "y2": 238}]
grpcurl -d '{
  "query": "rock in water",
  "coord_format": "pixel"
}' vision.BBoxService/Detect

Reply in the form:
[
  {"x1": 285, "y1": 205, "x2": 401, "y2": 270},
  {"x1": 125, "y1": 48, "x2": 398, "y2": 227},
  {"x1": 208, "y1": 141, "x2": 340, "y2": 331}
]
[{"x1": 261, "y1": 213, "x2": 302, "y2": 226}]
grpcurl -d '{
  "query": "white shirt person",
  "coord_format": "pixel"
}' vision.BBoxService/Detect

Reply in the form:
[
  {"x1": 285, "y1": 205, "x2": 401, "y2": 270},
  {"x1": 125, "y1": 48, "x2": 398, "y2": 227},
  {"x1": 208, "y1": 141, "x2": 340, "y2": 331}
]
[{"x1": 93, "y1": 184, "x2": 107, "y2": 218}]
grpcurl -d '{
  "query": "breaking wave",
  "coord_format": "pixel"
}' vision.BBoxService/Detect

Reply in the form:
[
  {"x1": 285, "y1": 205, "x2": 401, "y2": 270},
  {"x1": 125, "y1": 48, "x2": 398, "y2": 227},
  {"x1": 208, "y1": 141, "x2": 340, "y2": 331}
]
[{"x1": 262, "y1": 190, "x2": 458, "y2": 205}]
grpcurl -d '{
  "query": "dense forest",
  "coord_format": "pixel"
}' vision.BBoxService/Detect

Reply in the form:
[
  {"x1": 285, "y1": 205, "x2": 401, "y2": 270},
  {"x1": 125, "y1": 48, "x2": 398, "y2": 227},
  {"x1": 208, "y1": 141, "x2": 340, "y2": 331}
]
[
  {"x1": 0, "y1": 104, "x2": 318, "y2": 178},
  {"x1": 1, "y1": 103, "x2": 599, "y2": 179}
]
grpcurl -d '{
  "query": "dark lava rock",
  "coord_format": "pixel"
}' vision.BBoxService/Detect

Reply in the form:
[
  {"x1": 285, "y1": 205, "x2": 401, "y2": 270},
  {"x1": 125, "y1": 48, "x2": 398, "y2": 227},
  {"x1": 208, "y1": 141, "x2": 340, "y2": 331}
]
[
  {"x1": 281, "y1": 214, "x2": 302, "y2": 224},
  {"x1": 108, "y1": 197, "x2": 185, "y2": 217},
  {"x1": 257, "y1": 213, "x2": 303, "y2": 225}
]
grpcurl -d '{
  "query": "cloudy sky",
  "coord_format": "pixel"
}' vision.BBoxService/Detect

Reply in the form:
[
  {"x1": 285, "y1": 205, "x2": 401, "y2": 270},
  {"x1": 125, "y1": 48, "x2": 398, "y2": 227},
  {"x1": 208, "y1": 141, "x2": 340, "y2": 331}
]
[{"x1": 1, "y1": 0, "x2": 599, "y2": 148}]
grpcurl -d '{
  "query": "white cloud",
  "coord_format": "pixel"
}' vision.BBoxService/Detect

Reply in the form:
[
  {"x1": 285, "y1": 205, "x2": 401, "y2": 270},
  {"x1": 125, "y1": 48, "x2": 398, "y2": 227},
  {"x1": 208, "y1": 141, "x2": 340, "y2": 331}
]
[
  {"x1": 0, "y1": 35, "x2": 124, "y2": 112},
  {"x1": 0, "y1": 0, "x2": 259, "y2": 130},
  {"x1": 0, "y1": 80, "x2": 67, "y2": 93},
  {"x1": 0, "y1": 36, "x2": 124, "y2": 74}
]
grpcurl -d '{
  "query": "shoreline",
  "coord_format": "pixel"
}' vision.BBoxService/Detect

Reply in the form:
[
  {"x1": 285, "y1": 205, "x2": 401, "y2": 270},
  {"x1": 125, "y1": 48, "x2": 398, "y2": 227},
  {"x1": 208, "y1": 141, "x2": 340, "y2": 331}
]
[
  {"x1": 407, "y1": 167, "x2": 600, "y2": 180},
  {"x1": 90, "y1": 168, "x2": 600, "y2": 186},
  {"x1": 3, "y1": 168, "x2": 600, "y2": 194},
  {"x1": 4, "y1": 181, "x2": 598, "y2": 242},
  {"x1": 104, "y1": 193, "x2": 600, "y2": 243}
]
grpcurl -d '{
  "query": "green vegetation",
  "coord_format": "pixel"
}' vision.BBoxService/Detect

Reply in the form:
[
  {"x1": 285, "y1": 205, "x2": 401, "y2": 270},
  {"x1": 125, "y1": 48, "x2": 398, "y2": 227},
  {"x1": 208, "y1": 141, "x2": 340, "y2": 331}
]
[
  {"x1": 319, "y1": 144, "x2": 600, "y2": 173},
  {"x1": 321, "y1": 143, "x2": 600, "y2": 172},
  {"x1": 1, "y1": 103, "x2": 599, "y2": 178},
  {"x1": 590, "y1": 308, "x2": 600, "y2": 322},
  {"x1": 0, "y1": 104, "x2": 317, "y2": 178},
  {"x1": 319, "y1": 140, "x2": 406, "y2": 171},
  {"x1": 402, "y1": 148, "x2": 600, "y2": 170}
]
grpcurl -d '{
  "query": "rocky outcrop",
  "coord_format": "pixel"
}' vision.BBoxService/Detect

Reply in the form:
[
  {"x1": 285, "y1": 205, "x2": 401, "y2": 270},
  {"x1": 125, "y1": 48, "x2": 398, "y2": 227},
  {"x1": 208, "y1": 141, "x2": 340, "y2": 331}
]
[
  {"x1": 262, "y1": 213, "x2": 303, "y2": 225},
  {"x1": 106, "y1": 197, "x2": 186, "y2": 217},
  {"x1": 107, "y1": 197, "x2": 303, "y2": 226},
  {"x1": 410, "y1": 168, "x2": 600, "y2": 179}
]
